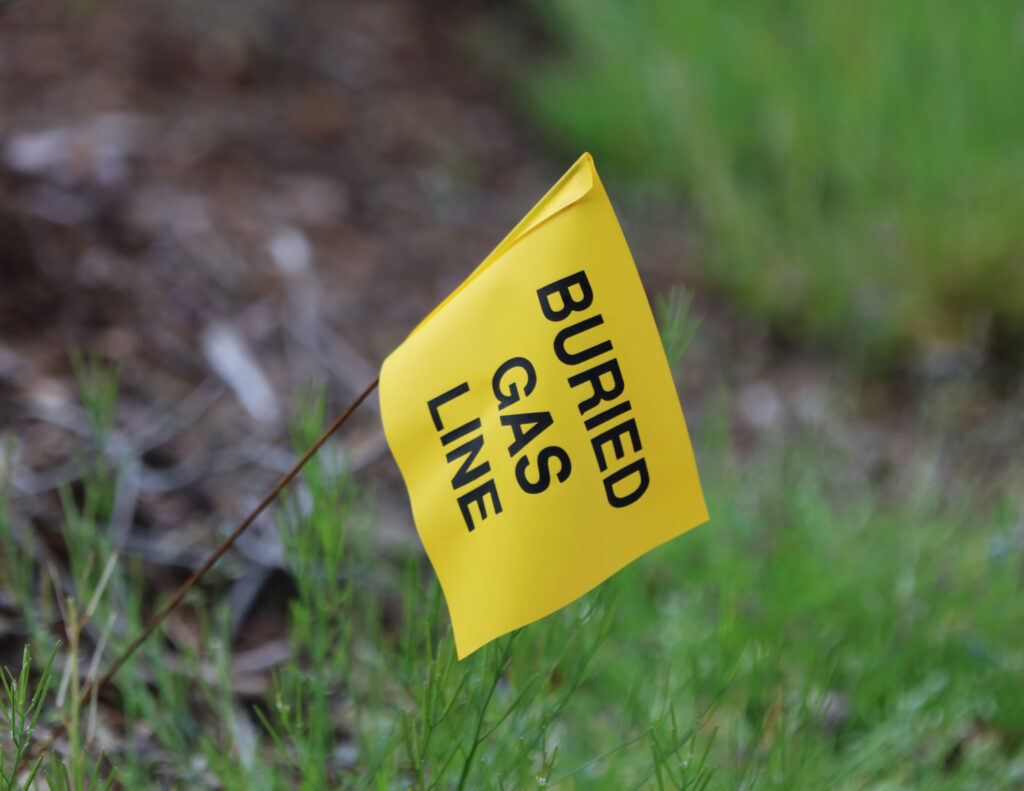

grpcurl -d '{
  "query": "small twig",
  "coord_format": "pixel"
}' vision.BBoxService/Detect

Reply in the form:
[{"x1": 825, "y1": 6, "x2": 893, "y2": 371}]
[
  {"x1": 9, "y1": 377, "x2": 224, "y2": 499},
  {"x1": 129, "y1": 377, "x2": 225, "y2": 449},
  {"x1": 285, "y1": 321, "x2": 381, "y2": 413}
]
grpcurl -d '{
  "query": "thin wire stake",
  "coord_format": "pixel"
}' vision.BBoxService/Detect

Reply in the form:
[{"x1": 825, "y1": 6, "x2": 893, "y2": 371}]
[
  {"x1": 83, "y1": 375, "x2": 380, "y2": 705},
  {"x1": 17, "y1": 376, "x2": 379, "y2": 774}
]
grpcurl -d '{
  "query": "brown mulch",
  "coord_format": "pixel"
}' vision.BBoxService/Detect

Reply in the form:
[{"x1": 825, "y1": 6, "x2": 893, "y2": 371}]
[{"x1": 0, "y1": 0, "x2": 553, "y2": 622}]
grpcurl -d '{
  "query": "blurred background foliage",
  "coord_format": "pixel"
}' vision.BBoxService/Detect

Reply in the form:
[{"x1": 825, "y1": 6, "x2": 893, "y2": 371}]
[
  {"x1": 520, "y1": 0, "x2": 1024, "y2": 364},
  {"x1": 2, "y1": 0, "x2": 1022, "y2": 785}
]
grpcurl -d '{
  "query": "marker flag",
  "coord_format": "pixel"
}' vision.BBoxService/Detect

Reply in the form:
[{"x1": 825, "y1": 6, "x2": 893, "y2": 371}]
[{"x1": 379, "y1": 153, "x2": 708, "y2": 658}]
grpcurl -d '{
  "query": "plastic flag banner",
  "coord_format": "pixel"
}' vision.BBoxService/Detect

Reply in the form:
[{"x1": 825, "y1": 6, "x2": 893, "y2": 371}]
[{"x1": 379, "y1": 153, "x2": 708, "y2": 658}]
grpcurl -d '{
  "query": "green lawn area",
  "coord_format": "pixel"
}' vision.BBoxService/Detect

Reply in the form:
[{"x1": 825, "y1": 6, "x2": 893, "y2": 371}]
[
  {"x1": 519, "y1": 0, "x2": 1024, "y2": 361},
  {"x1": 557, "y1": 429, "x2": 1024, "y2": 788}
]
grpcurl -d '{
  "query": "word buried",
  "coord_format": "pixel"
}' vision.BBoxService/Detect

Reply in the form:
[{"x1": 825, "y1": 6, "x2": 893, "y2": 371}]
[{"x1": 426, "y1": 270, "x2": 650, "y2": 532}]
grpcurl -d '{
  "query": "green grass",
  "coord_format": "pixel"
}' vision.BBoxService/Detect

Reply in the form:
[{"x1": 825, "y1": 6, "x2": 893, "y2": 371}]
[
  {"x1": 519, "y1": 0, "x2": 1024, "y2": 360},
  {"x1": 2, "y1": 352, "x2": 1023, "y2": 787},
  {"x1": 589, "y1": 428, "x2": 1024, "y2": 788}
]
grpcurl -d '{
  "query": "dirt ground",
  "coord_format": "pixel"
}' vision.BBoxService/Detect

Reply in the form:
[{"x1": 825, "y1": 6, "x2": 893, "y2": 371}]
[
  {"x1": 0, "y1": 0, "x2": 618, "y2": 683},
  {"x1": 1, "y1": 0, "x2": 1021, "y2": 717}
]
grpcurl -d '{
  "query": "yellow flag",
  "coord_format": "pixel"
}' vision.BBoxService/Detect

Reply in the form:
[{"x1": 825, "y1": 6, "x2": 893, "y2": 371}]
[{"x1": 379, "y1": 153, "x2": 708, "y2": 658}]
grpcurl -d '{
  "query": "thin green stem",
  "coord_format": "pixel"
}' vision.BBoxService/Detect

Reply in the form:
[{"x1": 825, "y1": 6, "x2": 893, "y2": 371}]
[{"x1": 455, "y1": 634, "x2": 516, "y2": 791}]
